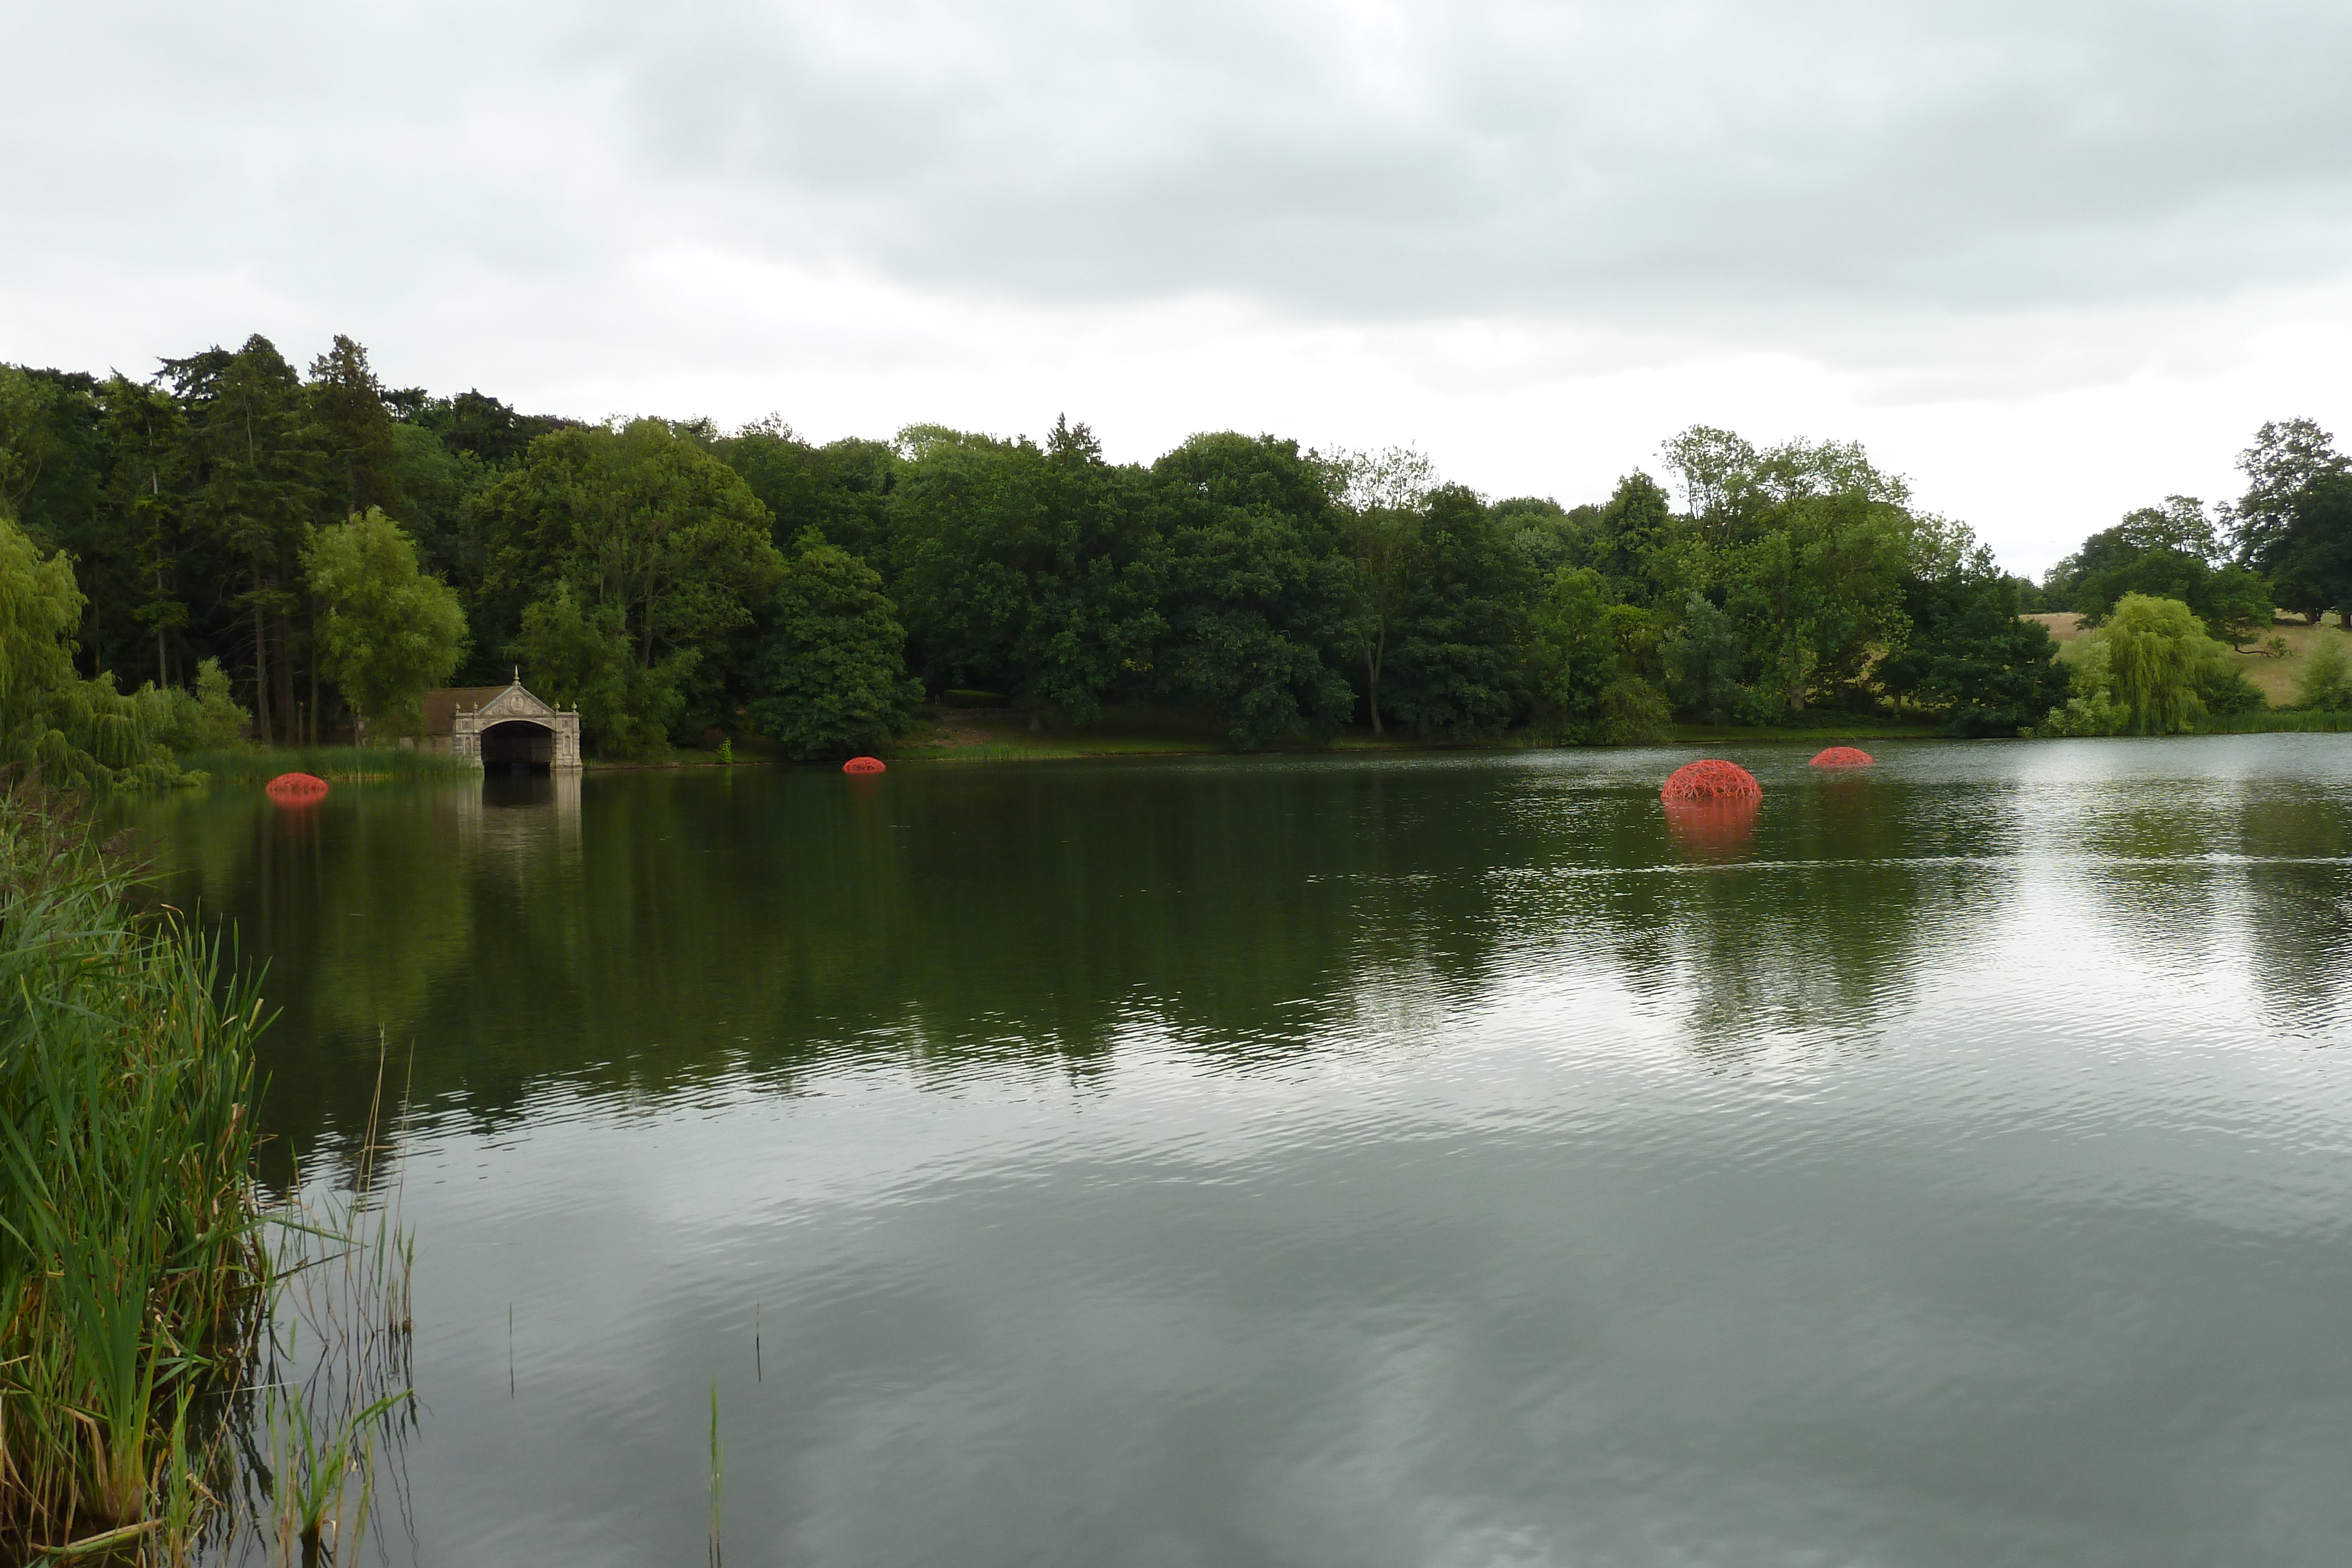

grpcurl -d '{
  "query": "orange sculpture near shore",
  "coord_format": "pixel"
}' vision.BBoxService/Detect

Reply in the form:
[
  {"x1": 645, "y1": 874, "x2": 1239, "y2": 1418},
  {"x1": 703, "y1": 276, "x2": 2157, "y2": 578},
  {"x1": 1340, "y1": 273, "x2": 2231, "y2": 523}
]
[
  {"x1": 843, "y1": 757, "x2": 887, "y2": 775},
  {"x1": 1659, "y1": 758, "x2": 1761, "y2": 803},
  {"x1": 265, "y1": 772, "x2": 329, "y2": 805},
  {"x1": 1809, "y1": 746, "x2": 1874, "y2": 768}
]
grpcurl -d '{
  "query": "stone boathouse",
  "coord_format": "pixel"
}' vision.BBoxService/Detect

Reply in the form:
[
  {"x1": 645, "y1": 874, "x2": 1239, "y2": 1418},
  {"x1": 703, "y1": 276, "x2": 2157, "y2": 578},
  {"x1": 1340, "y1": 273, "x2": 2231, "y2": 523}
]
[{"x1": 417, "y1": 676, "x2": 583, "y2": 771}]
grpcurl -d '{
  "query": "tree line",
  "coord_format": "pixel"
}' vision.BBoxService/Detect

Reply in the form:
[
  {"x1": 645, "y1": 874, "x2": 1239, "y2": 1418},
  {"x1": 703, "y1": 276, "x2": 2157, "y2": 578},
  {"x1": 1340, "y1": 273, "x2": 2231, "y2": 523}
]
[{"x1": 5, "y1": 331, "x2": 2350, "y2": 779}]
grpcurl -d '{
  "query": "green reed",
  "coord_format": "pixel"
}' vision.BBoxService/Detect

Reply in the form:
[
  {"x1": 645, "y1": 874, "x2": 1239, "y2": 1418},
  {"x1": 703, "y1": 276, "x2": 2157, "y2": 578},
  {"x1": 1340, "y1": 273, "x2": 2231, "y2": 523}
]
[
  {"x1": 0, "y1": 783, "x2": 268, "y2": 1561},
  {"x1": 245, "y1": 1039, "x2": 417, "y2": 1568}
]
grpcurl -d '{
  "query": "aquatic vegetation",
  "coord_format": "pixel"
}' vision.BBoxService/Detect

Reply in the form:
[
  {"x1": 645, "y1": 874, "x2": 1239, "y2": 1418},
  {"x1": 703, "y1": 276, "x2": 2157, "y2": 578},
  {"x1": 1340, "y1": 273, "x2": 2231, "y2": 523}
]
[
  {"x1": 0, "y1": 784, "x2": 266, "y2": 1559},
  {"x1": 0, "y1": 785, "x2": 416, "y2": 1563}
]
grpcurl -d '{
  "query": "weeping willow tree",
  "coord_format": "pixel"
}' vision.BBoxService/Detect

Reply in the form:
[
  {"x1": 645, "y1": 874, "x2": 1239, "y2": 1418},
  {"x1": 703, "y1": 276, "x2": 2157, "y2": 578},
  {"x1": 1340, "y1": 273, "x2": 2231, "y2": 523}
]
[
  {"x1": 2098, "y1": 593, "x2": 2225, "y2": 735},
  {"x1": 0, "y1": 510, "x2": 182, "y2": 790}
]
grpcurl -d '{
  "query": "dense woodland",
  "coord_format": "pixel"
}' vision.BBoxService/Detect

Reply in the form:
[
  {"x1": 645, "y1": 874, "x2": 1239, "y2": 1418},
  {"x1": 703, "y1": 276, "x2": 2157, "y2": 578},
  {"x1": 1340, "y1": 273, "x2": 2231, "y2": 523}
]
[{"x1": 6, "y1": 332, "x2": 2352, "y2": 780}]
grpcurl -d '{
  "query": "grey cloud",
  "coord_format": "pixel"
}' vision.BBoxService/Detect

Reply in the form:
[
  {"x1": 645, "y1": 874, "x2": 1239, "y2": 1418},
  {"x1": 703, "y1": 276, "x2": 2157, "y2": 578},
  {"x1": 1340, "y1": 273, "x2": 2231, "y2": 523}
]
[
  {"x1": 5, "y1": 0, "x2": 2349, "y2": 393},
  {"x1": 599, "y1": 0, "x2": 2352, "y2": 331}
]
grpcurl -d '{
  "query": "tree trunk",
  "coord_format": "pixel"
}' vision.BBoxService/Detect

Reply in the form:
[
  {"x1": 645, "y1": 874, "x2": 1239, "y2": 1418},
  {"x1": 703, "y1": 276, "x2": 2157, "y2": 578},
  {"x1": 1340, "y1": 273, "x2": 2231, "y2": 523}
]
[
  {"x1": 308, "y1": 607, "x2": 319, "y2": 745},
  {"x1": 274, "y1": 611, "x2": 295, "y2": 745},
  {"x1": 1365, "y1": 633, "x2": 1385, "y2": 736},
  {"x1": 251, "y1": 598, "x2": 272, "y2": 743}
]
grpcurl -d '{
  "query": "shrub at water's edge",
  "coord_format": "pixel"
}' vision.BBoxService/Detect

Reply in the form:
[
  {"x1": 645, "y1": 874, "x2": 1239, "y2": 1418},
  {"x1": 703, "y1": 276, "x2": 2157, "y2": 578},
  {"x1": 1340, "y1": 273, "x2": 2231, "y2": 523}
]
[{"x1": 0, "y1": 785, "x2": 267, "y2": 1559}]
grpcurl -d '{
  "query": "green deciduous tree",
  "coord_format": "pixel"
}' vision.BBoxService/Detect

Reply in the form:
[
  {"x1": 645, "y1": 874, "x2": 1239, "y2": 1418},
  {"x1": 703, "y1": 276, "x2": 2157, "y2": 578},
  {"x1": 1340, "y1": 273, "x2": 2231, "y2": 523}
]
[
  {"x1": 2228, "y1": 418, "x2": 2349, "y2": 580},
  {"x1": 889, "y1": 418, "x2": 1161, "y2": 724},
  {"x1": 713, "y1": 417, "x2": 898, "y2": 566},
  {"x1": 2085, "y1": 593, "x2": 2229, "y2": 735},
  {"x1": 751, "y1": 531, "x2": 922, "y2": 759},
  {"x1": 1879, "y1": 529, "x2": 2072, "y2": 735},
  {"x1": 2295, "y1": 634, "x2": 2352, "y2": 710},
  {"x1": 1722, "y1": 490, "x2": 1911, "y2": 712},
  {"x1": 1378, "y1": 484, "x2": 1533, "y2": 738},
  {"x1": 512, "y1": 583, "x2": 684, "y2": 758},
  {"x1": 475, "y1": 419, "x2": 783, "y2": 750},
  {"x1": 1148, "y1": 433, "x2": 1360, "y2": 748},
  {"x1": 305, "y1": 508, "x2": 468, "y2": 735},
  {"x1": 1331, "y1": 446, "x2": 1434, "y2": 736},
  {"x1": 1523, "y1": 567, "x2": 1669, "y2": 744},
  {"x1": 1590, "y1": 472, "x2": 1673, "y2": 606},
  {"x1": 0, "y1": 511, "x2": 178, "y2": 788},
  {"x1": 1662, "y1": 593, "x2": 1745, "y2": 724}
]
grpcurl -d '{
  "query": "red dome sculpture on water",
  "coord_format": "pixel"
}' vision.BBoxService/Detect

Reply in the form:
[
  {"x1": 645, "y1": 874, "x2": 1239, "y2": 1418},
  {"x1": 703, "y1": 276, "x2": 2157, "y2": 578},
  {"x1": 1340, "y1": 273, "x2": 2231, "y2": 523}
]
[
  {"x1": 1810, "y1": 746, "x2": 1874, "y2": 768},
  {"x1": 265, "y1": 772, "x2": 329, "y2": 806},
  {"x1": 842, "y1": 756, "x2": 887, "y2": 775},
  {"x1": 1659, "y1": 758, "x2": 1760, "y2": 803}
]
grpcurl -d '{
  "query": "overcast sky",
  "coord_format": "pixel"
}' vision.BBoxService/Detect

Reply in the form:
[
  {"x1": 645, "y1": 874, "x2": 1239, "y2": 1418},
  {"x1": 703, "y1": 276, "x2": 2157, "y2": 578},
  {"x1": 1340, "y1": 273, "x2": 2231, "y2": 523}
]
[{"x1": 8, "y1": 0, "x2": 2351, "y2": 573}]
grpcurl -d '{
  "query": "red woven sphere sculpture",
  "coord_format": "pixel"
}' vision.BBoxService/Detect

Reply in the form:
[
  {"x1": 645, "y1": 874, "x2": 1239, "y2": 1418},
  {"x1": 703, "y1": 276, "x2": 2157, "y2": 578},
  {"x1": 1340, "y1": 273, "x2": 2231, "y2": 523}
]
[
  {"x1": 265, "y1": 772, "x2": 329, "y2": 805},
  {"x1": 1659, "y1": 758, "x2": 1760, "y2": 804},
  {"x1": 1809, "y1": 746, "x2": 1874, "y2": 768},
  {"x1": 843, "y1": 756, "x2": 887, "y2": 775}
]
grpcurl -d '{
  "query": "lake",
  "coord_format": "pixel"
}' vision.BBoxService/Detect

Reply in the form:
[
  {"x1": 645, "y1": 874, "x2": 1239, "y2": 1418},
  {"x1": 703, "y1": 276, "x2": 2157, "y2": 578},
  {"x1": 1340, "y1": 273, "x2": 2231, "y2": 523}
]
[{"x1": 125, "y1": 737, "x2": 2352, "y2": 1567}]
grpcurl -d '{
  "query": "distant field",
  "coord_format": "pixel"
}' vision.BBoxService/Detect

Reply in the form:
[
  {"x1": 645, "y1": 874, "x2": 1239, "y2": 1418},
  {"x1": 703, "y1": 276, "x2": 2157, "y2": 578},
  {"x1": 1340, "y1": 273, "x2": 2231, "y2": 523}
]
[{"x1": 2027, "y1": 611, "x2": 2352, "y2": 707}]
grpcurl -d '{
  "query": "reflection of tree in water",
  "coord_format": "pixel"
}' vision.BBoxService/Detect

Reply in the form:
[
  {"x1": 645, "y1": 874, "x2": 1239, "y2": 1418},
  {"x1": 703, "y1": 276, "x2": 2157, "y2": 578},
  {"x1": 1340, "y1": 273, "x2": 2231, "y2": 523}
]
[
  {"x1": 142, "y1": 763, "x2": 1574, "y2": 1153},
  {"x1": 1495, "y1": 773, "x2": 2007, "y2": 1063},
  {"x1": 162, "y1": 753, "x2": 2339, "y2": 1146},
  {"x1": 134, "y1": 787, "x2": 479, "y2": 1182},
  {"x1": 2231, "y1": 788, "x2": 2352, "y2": 1033}
]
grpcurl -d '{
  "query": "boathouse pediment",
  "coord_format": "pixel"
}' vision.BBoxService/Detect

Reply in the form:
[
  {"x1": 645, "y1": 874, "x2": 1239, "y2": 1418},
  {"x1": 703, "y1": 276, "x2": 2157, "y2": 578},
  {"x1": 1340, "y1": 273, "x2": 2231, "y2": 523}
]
[{"x1": 423, "y1": 676, "x2": 583, "y2": 771}]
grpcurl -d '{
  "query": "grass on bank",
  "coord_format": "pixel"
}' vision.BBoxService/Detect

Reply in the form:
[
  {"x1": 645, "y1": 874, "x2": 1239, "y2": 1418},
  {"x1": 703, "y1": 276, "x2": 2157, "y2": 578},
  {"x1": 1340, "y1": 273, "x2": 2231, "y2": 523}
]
[
  {"x1": 879, "y1": 700, "x2": 1953, "y2": 764},
  {"x1": 179, "y1": 745, "x2": 482, "y2": 784},
  {"x1": 887, "y1": 704, "x2": 1240, "y2": 762}
]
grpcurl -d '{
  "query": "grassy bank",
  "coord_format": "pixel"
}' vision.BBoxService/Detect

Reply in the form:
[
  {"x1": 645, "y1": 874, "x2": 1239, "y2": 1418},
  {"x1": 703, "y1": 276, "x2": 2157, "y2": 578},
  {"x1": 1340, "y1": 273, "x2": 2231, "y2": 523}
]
[
  {"x1": 2192, "y1": 710, "x2": 2352, "y2": 734},
  {"x1": 887, "y1": 704, "x2": 1239, "y2": 762},
  {"x1": 881, "y1": 701, "x2": 1950, "y2": 763},
  {"x1": 181, "y1": 745, "x2": 482, "y2": 783},
  {"x1": 0, "y1": 787, "x2": 268, "y2": 1560}
]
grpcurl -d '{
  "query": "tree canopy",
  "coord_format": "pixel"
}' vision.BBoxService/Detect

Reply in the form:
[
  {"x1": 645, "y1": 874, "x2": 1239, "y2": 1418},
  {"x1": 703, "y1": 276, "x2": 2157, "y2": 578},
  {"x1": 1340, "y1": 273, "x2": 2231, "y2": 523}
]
[{"x1": 5, "y1": 329, "x2": 2334, "y2": 767}]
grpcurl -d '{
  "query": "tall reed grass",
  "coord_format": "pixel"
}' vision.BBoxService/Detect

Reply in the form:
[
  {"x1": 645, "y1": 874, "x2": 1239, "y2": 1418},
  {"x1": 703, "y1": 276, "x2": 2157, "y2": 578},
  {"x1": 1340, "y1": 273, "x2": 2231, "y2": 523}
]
[
  {"x1": 0, "y1": 784, "x2": 266, "y2": 1560},
  {"x1": 2, "y1": 785, "x2": 420, "y2": 1564}
]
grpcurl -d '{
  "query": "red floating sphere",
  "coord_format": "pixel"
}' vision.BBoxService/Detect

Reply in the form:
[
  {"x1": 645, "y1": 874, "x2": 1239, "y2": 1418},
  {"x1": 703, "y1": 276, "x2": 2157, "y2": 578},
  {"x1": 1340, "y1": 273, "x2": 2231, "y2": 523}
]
[
  {"x1": 265, "y1": 772, "x2": 329, "y2": 805},
  {"x1": 842, "y1": 756, "x2": 887, "y2": 775},
  {"x1": 1659, "y1": 758, "x2": 1761, "y2": 804},
  {"x1": 1810, "y1": 746, "x2": 1875, "y2": 768}
]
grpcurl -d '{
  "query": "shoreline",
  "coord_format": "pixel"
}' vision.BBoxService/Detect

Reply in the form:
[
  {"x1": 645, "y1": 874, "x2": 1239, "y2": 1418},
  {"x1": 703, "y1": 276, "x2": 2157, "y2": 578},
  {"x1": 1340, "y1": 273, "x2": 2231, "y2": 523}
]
[{"x1": 189, "y1": 713, "x2": 2352, "y2": 784}]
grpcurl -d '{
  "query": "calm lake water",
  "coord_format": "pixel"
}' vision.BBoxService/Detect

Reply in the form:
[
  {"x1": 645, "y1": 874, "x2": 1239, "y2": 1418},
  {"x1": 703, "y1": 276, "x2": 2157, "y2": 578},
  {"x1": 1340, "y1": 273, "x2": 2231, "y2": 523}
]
[{"x1": 125, "y1": 738, "x2": 2352, "y2": 1567}]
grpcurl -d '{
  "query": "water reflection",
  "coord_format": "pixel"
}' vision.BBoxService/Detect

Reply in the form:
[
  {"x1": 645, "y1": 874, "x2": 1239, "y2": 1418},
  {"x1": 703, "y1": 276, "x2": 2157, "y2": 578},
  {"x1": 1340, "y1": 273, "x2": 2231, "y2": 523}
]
[
  {"x1": 111, "y1": 737, "x2": 2352, "y2": 1568},
  {"x1": 113, "y1": 740, "x2": 2352, "y2": 1156},
  {"x1": 1662, "y1": 795, "x2": 1759, "y2": 859}
]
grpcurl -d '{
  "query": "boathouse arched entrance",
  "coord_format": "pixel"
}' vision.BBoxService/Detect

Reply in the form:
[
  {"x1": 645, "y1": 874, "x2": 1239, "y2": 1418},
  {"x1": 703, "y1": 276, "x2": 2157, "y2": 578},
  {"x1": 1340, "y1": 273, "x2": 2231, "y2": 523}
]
[
  {"x1": 444, "y1": 676, "x2": 583, "y2": 771},
  {"x1": 480, "y1": 720, "x2": 556, "y2": 772}
]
